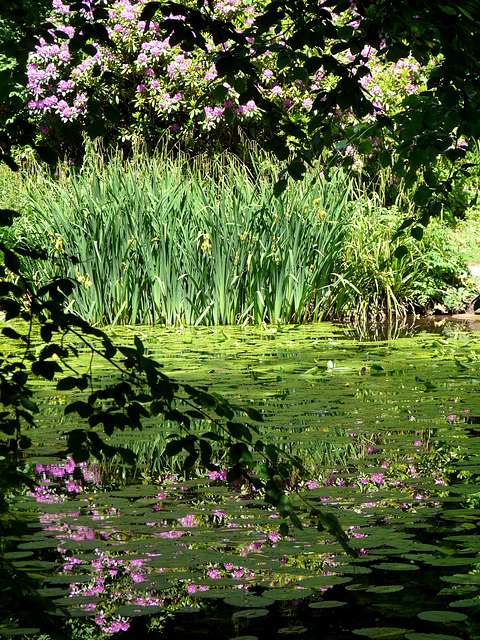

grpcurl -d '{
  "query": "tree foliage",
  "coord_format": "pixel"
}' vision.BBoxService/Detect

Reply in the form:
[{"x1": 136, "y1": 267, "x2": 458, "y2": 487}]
[{"x1": 152, "y1": 0, "x2": 480, "y2": 219}]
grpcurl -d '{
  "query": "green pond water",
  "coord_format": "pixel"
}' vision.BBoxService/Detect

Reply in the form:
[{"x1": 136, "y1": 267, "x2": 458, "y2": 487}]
[{"x1": 7, "y1": 320, "x2": 480, "y2": 640}]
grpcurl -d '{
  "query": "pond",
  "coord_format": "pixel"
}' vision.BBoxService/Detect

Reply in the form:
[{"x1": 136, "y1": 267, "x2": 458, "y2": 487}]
[{"x1": 7, "y1": 320, "x2": 480, "y2": 640}]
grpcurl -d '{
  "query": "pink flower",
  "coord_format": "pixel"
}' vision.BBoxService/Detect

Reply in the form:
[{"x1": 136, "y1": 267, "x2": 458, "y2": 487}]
[
  {"x1": 371, "y1": 472, "x2": 385, "y2": 484},
  {"x1": 137, "y1": 84, "x2": 146, "y2": 93},
  {"x1": 208, "y1": 568, "x2": 221, "y2": 579},
  {"x1": 131, "y1": 570, "x2": 144, "y2": 583},
  {"x1": 65, "y1": 458, "x2": 76, "y2": 474},
  {"x1": 208, "y1": 470, "x2": 227, "y2": 480}
]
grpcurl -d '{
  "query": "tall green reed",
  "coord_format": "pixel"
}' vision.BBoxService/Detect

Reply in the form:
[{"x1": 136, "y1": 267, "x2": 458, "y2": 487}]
[{"x1": 14, "y1": 151, "x2": 349, "y2": 326}]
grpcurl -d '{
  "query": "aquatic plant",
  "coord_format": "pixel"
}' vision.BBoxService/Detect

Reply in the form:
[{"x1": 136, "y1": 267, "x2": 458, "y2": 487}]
[{"x1": 12, "y1": 152, "x2": 348, "y2": 325}]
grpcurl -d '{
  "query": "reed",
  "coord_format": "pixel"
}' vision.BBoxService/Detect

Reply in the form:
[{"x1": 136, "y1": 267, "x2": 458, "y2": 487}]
[{"x1": 14, "y1": 150, "x2": 349, "y2": 325}]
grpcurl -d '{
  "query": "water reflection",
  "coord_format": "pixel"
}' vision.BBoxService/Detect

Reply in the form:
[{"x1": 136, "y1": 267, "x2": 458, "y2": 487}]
[{"x1": 339, "y1": 314, "x2": 480, "y2": 341}]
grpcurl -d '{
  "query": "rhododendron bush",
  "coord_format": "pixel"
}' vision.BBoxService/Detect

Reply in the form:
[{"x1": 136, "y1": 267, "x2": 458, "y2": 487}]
[{"x1": 26, "y1": 0, "x2": 431, "y2": 166}]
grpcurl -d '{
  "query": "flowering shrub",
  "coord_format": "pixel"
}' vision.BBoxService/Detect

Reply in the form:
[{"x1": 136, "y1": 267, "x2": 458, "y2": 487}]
[{"x1": 26, "y1": 0, "x2": 433, "y2": 164}]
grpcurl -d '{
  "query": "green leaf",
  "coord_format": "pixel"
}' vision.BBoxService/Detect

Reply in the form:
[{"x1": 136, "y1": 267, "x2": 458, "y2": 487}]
[
  {"x1": 413, "y1": 186, "x2": 431, "y2": 206},
  {"x1": 65, "y1": 402, "x2": 93, "y2": 419},
  {"x1": 134, "y1": 335, "x2": 144, "y2": 355},
  {"x1": 438, "y1": 5, "x2": 457, "y2": 14},
  {"x1": 410, "y1": 226, "x2": 424, "y2": 240},
  {"x1": 31, "y1": 360, "x2": 62, "y2": 380},
  {"x1": 287, "y1": 161, "x2": 306, "y2": 180},
  {"x1": 165, "y1": 439, "x2": 184, "y2": 457},
  {"x1": 277, "y1": 496, "x2": 293, "y2": 517},
  {"x1": 212, "y1": 84, "x2": 228, "y2": 102},
  {"x1": 273, "y1": 179, "x2": 287, "y2": 197},
  {"x1": 87, "y1": 119, "x2": 105, "y2": 139},
  {"x1": 2, "y1": 327, "x2": 22, "y2": 340},
  {"x1": 378, "y1": 151, "x2": 391, "y2": 168},
  {"x1": 353, "y1": 629, "x2": 410, "y2": 638},
  {"x1": 417, "y1": 611, "x2": 467, "y2": 623},
  {"x1": 290, "y1": 513, "x2": 303, "y2": 530},
  {"x1": 19, "y1": 396, "x2": 39, "y2": 413},
  {"x1": 393, "y1": 246, "x2": 408, "y2": 260},
  {"x1": 405, "y1": 635, "x2": 463, "y2": 640},
  {"x1": 57, "y1": 377, "x2": 83, "y2": 391},
  {"x1": 243, "y1": 406, "x2": 263, "y2": 422},
  {"x1": 0, "y1": 208, "x2": 20, "y2": 227}
]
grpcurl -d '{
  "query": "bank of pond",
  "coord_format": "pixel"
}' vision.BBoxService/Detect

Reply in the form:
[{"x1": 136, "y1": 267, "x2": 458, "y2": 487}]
[{"x1": 3, "y1": 320, "x2": 480, "y2": 640}]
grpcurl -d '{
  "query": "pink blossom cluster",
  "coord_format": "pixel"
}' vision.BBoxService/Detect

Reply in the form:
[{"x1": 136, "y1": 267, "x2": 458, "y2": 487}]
[{"x1": 25, "y1": 0, "x2": 433, "y2": 160}]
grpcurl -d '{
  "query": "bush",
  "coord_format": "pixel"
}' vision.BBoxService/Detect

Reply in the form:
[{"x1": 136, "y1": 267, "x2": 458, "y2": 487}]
[{"x1": 25, "y1": 0, "x2": 433, "y2": 164}]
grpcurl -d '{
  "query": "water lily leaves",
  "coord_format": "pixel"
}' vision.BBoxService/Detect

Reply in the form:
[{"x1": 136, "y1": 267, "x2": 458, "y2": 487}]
[
  {"x1": 17, "y1": 540, "x2": 60, "y2": 550},
  {"x1": 53, "y1": 595, "x2": 101, "y2": 607},
  {"x1": 47, "y1": 574, "x2": 96, "y2": 584},
  {"x1": 60, "y1": 539, "x2": 107, "y2": 551},
  {"x1": 298, "y1": 576, "x2": 352, "y2": 588},
  {"x1": 329, "y1": 565, "x2": 372, "y2": 574},
  {"x1": 440, "y1": 574, "x2": 480, "y2": 584},
  {"x1": 224, "y1": 594, "x2": 274, "y2": 608},
  {"x1": 353, "y1": 628, "x2": 411, "y2": 638},
  {"x1": 429, "y1": 557, "x2": 475, "y2": 567},
  {"x1": 277, "y1": 626, "x2": 308, "y2": 635},
  {"x1": 134, "y1": 577, "x2": 173, "y2": 591},
  {"x1": 417, "y1": 611, "x2": 467, "y2": 623},
  {"x1": 115, "y1": 604, "x2": 164, "y2": 617},
  {"x1": 405, "y1": 635, "x2": 464, "y2": 640},
  {"x1": 2, "y1": 551, "x2": 34, "y2": 560},
  {"x1": 266, "y1": 588, "x2": 313, "y2": 601},
  {"x1": 309, "y1": 600, "x2": 346, "y2": 608},
  {"x1": 0, "y1": 629, "x2": 42, "y2": 636},
  {"x1": 231, "y1": 609, "x2": 269, "y2": 619},
  {"x1": 439, "y1": 586, "x2": 478, "y2": 596},
  {"x1": 192, "y1": 589, "x2": 236, "y2": 599},
  {"x1": 372, "y1": 563, "x2": 419, "y2": 571},
  {"x1": 366, "y1": 585, "x2": 404, "y2": 594},
  {"x1": 448, "y1": 598, "x2": 480, "y2": 608}
]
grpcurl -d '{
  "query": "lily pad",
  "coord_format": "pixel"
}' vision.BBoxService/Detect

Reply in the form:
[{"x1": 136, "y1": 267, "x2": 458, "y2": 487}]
[
  {"x1": 417, "y1": 611, "x2": 467, "y2": 623},
  {"x1": 366, "y1": 585, "x2": 404, "y2": 594},
  {"x1": 353, "y1": 628, "x2": 411, "y2": 638},
  {"x1": 0, "y1": 629, "x2": 42, "y2": 636},
  {"x1": 449, "y1": 598, "x2": 480, "y2": 608},
  {"x1": 298, "y1": 576, "x2": 352, "y2": 588},
  {"x1": 114, "y1": 604, "x2": 164, "y2": 617},
  {"x1": 372, "y1": 563, "x2": 419, "y2": 571},
  {"x1": 231, "y1": 609, "x2": 269, "y2": 619},
  {"x1": 405, "y1": 635, "x2": 464, "y2": 640},
  {"x1": 266, "y1": 588, "x2": 313, "y2": 601},
  {"x1": 309, "y1": 601, "x2": 346, "y2": 609},
  {"x1": 224, "y1": 594, "x2": 274, "y2": 608}
]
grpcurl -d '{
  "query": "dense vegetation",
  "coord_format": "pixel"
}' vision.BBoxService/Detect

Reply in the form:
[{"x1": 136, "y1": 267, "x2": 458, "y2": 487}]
[{"x1": 1, "y1": 0, "x2": 480, "y2": 638}]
